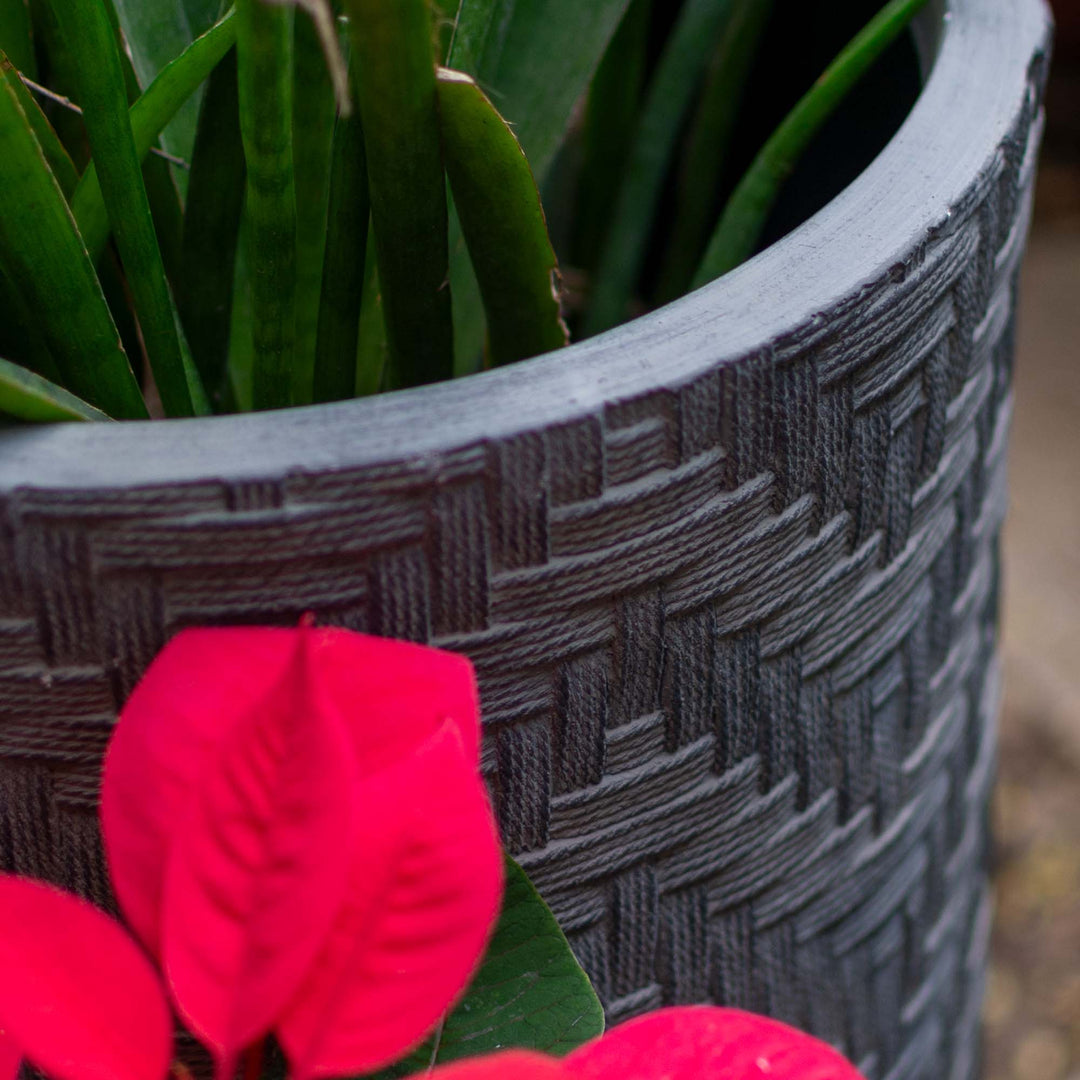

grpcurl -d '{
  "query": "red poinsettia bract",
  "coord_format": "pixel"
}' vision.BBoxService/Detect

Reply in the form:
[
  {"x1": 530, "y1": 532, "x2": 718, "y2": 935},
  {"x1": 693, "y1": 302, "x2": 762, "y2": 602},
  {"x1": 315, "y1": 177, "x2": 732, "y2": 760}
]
[
  {"x1": 0, "y1": 875, "x2": 172, "y2": 1080},
  {"x1": 427, "y1": 1008, "x2": 866, "y2": 1080},
  {"x1": 98, "y1": 625, "x2": 502, "y2": 1079}
]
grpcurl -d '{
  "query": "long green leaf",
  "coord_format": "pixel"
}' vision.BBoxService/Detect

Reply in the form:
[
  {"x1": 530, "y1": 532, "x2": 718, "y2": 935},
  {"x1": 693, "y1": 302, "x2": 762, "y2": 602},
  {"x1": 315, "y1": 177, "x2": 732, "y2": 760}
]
[
  {"x1": 379, "y1": 856, "x2": 604, "y2": 1076},
  {"x1": 71, "y1": 7, "x2": 238, "y2": 263},
  {"x1": 53, "y1": 0, "x2": 197, "y2": 416},
  {"x1": 354, "y1": 229, "x2": 387, "y2": 397},
  {"x1": 584, "y1": 0, "x2": 736, "y2": 335},
  {"x1": 236, "y1": 0, "x2": 296, "y2": 409},
  {"x1": 179, "y1": 46, "x2": 245, "y2": 407},
  {"x1": 1, "y1": 51, "x2": 78, "y2": 195},
  {"x1": 449, "y1": 0, "x2": 632, "y2": 185},
  {"x1": 0, "y1": 355, "x2": 112, "y2": 421},
  {"x1": 655, "y1": 0, "x2": 774, "y2": 303},
  {"x1": 693, "y1": 0, "x2": 931, "y2": 286},
  {"x1": 344, "y1": 0, "x2": 452, "y2": 388},
  {"x1": 0, "y1": 0, "x2": 36, "y2": 79},
  {"x1": 572, "y1": 0, "x2": 650, "y2": 274},
  {"x1": 109, "y1": 0, "x2": 220, "y2": 170},
  {"x1": 0, "y1": 72, "x2": 146, "y2": 417},
  {"x1": 313, "y1": 78, "x2": 368, "y2": 404},
  {"x1": 290, "y1": 6, "x2": 335, "y2": 405},
  {"x1": 438, "y1": 68, "x2": 566, "y2": 367},
  {"x1": 0, "y1": 260, "x2": 62, "y2": 381}
]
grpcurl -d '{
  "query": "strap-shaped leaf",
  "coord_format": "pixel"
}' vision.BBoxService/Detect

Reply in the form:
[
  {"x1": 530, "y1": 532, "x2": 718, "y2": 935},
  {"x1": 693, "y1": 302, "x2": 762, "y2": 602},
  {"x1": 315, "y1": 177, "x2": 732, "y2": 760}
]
[
  {"x1": 313, "y1": 69, "x2": 369, "y2": 403},
  {"x1": 342, "y1": 0, "x2": 452, "y2": 388},
  {"x1": 584, "y1": 0, "x2": 736, "y2": 334},
  {"x1": 0, "y1": 355, "x2": 112, "y2": 421},
  {"x1": 235, "y1": 0, "x2": 297, "y2": 409},
  {"x1": 0, "y1": 54, "x2": 78, "y2": 196},
  {"x1": 110, "y1": 0, "x2": 222, "y2": 170},
  {"x1": 52, "y1": 0, "x2": 197, "y2": 416},
  {"x1": 437, "y1": 69, "x2": 566, "y2": 367},
  {"x1": 179, "y1": 46, "x2": 246, "y2": 405},
  {"x1": 655, "y1": 0, "x2": 774, "y2": 303},
  {"x1": 448, "y1": 0, "x2": 632, "y2": 186},
  {"x1": 72, "y1": 7, "x2": 239, "y2": 262},
  {"x1": 0, "y1": 72, "x2": 146, "y2": 417},
  {"x1": 289, "y1": 7, "x2": 336, "y2": 405},
  {"x1": 693, "y1": 0, "x2": 931, "y2": 285}
]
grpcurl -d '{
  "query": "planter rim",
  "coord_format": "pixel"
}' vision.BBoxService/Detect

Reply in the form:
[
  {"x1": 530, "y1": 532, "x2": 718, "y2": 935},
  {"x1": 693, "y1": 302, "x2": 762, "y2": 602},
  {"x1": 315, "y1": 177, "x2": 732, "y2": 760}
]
[{"x1": 0, "y1": 0, "x2": 1049, "y2": 491}]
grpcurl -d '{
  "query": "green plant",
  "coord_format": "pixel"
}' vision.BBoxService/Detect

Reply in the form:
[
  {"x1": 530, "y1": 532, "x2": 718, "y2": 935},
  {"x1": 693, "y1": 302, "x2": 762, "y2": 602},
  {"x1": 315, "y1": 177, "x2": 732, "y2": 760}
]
[{"x1": 0, "y1": 0, "x2": 929, "y2": 422}]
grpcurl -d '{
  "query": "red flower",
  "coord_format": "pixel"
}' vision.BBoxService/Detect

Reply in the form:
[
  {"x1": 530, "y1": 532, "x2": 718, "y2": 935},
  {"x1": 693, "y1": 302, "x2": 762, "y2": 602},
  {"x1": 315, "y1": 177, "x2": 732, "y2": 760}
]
[
  {"x1": 100, "y1": 625, "x2": 502, "y2": 1079},
  {"x1": 425, "y1": 1008, "x2": 865, "y2": 1080},
  {"x1": 0, "y1": 875, "x2": 172, "y2": 1080}
]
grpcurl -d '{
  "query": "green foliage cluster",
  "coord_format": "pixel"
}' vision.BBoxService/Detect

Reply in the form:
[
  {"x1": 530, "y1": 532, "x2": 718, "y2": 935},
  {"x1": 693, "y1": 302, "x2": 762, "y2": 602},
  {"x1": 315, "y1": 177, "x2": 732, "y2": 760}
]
[{"x1": 0, "y1": 0, "x2": 928, "y2": 422}]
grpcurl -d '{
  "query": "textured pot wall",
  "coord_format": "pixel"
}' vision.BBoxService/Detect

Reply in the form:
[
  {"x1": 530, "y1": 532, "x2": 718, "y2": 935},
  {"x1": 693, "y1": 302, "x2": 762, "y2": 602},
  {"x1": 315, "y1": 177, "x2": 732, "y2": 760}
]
[{"x1": 0, "y1": 1, "x2": 1049, "y2": 1078}]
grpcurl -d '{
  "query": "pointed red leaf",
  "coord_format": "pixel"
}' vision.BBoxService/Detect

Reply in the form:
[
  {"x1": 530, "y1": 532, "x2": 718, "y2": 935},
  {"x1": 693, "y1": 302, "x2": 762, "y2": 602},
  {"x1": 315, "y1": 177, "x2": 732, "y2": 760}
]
[
  {"x1": 101, "y1": 627, "x2": 480, "y2": 959},
  {"x1": 304, "y1": 627, "x2": 481, "y2": 769},
  {"x1": 430, "y1": 1052, "x2": 567, "y2": 1080},
  {"x1": 0, "y1": 1026, "x2": 21, "y2": 1080},
  {"x1": 161, "y1": 635, "x2": 357, "y2": 1066},
  {"x1": 101, "y1": 628, "x2": 301, "y2": 956},
  {"x1": 566, "y1": 1008, "x2": 866, "y2": 1080},
  {"x1": 276, "y1": 720, "x2": 502, "y2": 1079},
  {"x1": 0, "y1": 875, "x2": 171, "y2": 1080}
]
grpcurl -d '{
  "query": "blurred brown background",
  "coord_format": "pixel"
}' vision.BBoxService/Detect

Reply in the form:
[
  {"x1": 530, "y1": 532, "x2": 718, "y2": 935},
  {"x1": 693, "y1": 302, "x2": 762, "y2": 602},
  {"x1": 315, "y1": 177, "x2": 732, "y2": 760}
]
[{"x1": 987, "y1": 1, "x2": 1080, "y2": 1078}]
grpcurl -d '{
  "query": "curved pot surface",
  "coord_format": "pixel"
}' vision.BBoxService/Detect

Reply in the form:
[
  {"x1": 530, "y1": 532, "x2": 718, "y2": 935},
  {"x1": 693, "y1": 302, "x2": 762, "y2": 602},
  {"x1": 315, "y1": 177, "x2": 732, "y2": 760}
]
[{"x1": 0, "y1": 2, "x2": 1050, "y2": 1078}]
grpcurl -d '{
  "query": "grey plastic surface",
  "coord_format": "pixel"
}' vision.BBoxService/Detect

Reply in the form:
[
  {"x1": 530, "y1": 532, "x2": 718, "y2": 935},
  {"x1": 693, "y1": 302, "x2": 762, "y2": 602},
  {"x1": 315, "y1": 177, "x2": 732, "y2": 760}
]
[{"x1": 0, "y1": 0, "x2": 1050, "y2": 1076}]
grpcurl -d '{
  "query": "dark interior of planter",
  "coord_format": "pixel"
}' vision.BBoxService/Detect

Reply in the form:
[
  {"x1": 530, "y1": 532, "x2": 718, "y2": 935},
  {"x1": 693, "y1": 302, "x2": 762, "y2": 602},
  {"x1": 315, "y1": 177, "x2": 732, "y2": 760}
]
[
  {"x1": 740, "y1": 0, "x2": 925, "y2": 253},
  {"x1": 550, "y1": 0, "x2": 928, "y2": 320}
]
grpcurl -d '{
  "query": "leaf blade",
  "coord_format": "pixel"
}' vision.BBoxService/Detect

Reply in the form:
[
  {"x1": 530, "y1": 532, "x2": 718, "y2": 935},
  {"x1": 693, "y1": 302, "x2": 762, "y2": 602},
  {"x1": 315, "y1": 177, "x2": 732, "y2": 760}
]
[
  {"x1": 693, "y1": 0, "x2": 932, "y2": 285},
  {"x1": 0, "y1": 355, "x2": 113, "y2": 421},
  {"x1": 437, "y1": 69, "x2": 567, "y2": 367},
  {"x1": 71, "y1": 6, "x2": 239, "y2": 263},
  {"x1": 53, "y1": 0, "x2": 198, "y2": 416},
  {"x1": 0, "y1": 71, "x2": 146, "y2": 417},
  {"x1": 343, "y1": 0, "x2": 452, "y2": 388},
  {"x1": 235, "y1": 0, "x2": 297, "y2": 409},
  {"x1": 584, "y1": 0, "x2": 737, "y2": 335}
]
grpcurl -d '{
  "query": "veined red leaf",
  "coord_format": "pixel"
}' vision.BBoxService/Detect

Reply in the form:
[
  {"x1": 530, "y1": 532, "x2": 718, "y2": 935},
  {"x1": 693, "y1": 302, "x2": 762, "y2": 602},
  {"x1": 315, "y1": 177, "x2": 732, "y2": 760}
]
[
  {"x1": 0, "y1": 875, "x2": 172, "y2": 1080},
  {"x1": 429, "y1": 1052, "x2": 567, "y2": 1080},
  {"x1": 565, "y1": 1007, "x2": 866, "y2": 1080},
  {"x1": 101, "y1": 628, "x2": 303, "y2": 957},
  {"x1": 305, "y1": 627, "x2": 481, "y2": 771},
  {"x1": 0, "y1": 1025, "x2": 20, "y2": 1080},
  {"x1": 161, "y1": 634, "x2": 357, "y2": 1067},
  {"x1": 277, "y1": 720, "x2": 503, "y2": 1079},
  {"x1": 102, "y1": 627, "x2": 481, "y2": 958}
]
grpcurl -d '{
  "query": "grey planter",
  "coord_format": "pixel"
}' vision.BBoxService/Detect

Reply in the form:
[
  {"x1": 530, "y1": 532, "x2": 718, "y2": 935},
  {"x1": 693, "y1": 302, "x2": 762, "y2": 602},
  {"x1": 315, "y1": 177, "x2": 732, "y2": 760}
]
[{"x1": 0, "y1": 0, "x2": 1049, "y2": 1077}]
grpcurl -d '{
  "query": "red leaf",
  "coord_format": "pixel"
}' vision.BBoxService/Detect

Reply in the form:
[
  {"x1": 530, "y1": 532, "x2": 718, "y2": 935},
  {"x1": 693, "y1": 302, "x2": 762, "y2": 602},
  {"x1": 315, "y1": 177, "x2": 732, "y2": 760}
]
[
  {"x1": 101, "y1": 628, "x2": 301, "y2": 956},
  {"x1": 0, "y1": 1026, "x2": 21, "y2": 1080},
  {"x1": 102, "y1": 627, "x2": 480, "y2": 960},
  {"x1": 566, "y1": 1008, "x2": 866, "y2": 1080},
  {"x1": 429, "y1": 1052, "x2": 567, "y2": 1080},
  {"x1": 276, "y1": 720, "x2": 503, "y2": 1079},
  {"x1": 0, "y1": 875, "x2": 172, "y2": 1080},
  {"x1": 305, "y1": 627, "x2": 481, "y2": 770},
  {"x1": 161, "y1": 634, "x2": 357, "y2": 1068}
]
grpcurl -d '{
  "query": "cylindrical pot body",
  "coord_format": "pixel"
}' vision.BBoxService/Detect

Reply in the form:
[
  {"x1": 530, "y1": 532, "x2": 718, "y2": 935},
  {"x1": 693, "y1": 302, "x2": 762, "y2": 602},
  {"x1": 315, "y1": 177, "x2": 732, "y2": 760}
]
[{"x1": 0, "y1": 1, "x2": 1049, "y2": 1077}]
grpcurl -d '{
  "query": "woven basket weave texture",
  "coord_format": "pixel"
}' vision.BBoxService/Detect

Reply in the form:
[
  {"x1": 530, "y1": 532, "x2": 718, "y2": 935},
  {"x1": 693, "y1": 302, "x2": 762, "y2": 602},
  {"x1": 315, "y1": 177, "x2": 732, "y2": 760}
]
[{"x1": 0, "y1": 5, "x2": 1049, "y2": 1079}]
